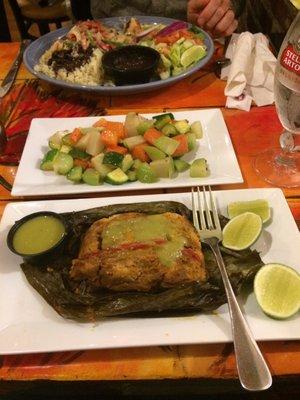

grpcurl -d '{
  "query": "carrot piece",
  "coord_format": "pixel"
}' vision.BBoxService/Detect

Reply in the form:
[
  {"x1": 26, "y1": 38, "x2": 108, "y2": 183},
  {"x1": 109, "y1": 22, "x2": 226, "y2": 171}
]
[
  {"x1": 69, "y1": 128, "x2": 83, "y2": 144},
  {"x1": 107, "y1": 121, "x2": 125, "y2": 139},
  {"x1": 93, "y1": 119, "x2": 125, "y2": 139},
  {"x1": 172, "y1": 135, "x2": 189, "y2": 157},
  {"x1": 93, "y1": 118, "x2": 107, "y2": 128},
  {"x1": 180, "y1": 29, "x2": 194, "y2": 40},
  {"x1": 156, "y1": 29, "x2": 195, "y2": 45},
  {"x1": 106, "y1": 145, "x2": 128, "y2": 155},
  {"x1": 73, "y1": 159, "x2": 90, "y2": 169},
  {"x1": 155, "y1": 31, "x2": 180, "y2": 45},
  {"x1": 143, "y1": 128, "x2": 162, "y2": 145},
  {"x1": 100, "y1": 130, "x2": 119, "y2": 148},
  {"x1": 131, "y1": 143, "x2": 150, "y2": 162}
]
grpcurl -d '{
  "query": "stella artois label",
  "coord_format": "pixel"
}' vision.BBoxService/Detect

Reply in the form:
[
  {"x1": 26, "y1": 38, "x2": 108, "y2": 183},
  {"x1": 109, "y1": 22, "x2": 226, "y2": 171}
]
[
  {"x1": 278, "y1": 38, "x2": 300, "y2": 90},
  {"x1": 280, "y1": 43, "x2": 300, "y2": 75}
]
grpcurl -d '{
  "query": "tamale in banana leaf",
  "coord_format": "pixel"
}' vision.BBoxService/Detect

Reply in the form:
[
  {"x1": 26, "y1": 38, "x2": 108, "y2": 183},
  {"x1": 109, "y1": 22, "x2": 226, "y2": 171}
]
[{"x1": 20, "y1": 201, "x2": 264, "y2": 322}]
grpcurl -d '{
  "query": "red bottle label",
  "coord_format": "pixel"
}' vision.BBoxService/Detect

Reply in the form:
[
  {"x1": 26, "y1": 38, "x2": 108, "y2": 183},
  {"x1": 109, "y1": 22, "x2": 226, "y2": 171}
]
[{"x1": 280, "y1": 43, "x2": 300, "y2": 76}]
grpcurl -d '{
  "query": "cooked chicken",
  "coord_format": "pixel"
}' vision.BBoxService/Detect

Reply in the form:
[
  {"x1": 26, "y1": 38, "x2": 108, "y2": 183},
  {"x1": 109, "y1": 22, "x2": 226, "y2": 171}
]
[{"x1": 70, "y1": 212, "x2": 206, "y2": 292}]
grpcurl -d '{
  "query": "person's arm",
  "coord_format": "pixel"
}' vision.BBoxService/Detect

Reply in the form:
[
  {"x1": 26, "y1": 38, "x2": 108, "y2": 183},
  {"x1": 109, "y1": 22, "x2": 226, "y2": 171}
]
[{"x1": 187, "y1": 0, "x2": 243, "y2": 37}]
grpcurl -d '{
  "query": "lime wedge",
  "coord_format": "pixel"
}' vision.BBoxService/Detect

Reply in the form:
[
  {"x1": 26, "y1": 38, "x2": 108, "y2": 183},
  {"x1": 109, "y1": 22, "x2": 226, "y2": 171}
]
[
  {"x1": 180, "y1": 45, "x2": 206, "y2": 68},
  {"x1": 222, "y1": 212, "x2": 262, "y2": 250},
  {"x1": 254, "y1": 263, "x2": 300, "y2": 319},
  {"x1": 227, "y1": 199, "x2": 271, "y2": 223}
]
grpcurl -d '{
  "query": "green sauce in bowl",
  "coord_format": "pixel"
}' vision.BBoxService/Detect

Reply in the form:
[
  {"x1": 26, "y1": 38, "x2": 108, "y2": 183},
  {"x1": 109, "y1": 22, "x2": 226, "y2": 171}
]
[
  {"x1": 7, "y1": 212, "x2": 68, "y2": 260},
  {"x1": 13, "y1": 215, "x2": 65, "y2": 255}
]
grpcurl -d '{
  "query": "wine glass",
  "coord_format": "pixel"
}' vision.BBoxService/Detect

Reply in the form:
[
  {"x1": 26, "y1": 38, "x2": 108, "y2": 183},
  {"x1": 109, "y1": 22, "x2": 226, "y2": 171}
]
[{"x1": 254, "y1": 12, "x2": 300, "y2": 188}]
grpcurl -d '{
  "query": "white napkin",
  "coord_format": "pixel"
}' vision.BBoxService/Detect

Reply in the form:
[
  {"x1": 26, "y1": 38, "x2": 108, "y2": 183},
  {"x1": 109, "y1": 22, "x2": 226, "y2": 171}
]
[{"x1": 221, "y1": 32, "x2": 277, "y2": 111}]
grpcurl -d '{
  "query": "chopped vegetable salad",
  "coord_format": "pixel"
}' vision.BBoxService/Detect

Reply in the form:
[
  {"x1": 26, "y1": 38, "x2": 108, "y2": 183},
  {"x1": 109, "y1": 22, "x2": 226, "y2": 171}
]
[{"x1": 40, "y1": 112, "x2": 209, "y2": 186}]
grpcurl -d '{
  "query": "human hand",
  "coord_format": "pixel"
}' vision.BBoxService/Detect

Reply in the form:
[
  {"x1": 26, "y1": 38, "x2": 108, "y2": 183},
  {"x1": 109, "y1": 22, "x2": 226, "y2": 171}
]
[{"x1": 187, "y1": 0, "x2": 238, "y2": 37}]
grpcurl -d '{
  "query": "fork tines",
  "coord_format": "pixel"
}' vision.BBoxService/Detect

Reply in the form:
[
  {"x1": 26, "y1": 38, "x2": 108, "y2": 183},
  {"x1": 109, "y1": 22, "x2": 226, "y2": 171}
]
[{"x1": 191, "y1": 186, "x2": 221, "y2": 235}]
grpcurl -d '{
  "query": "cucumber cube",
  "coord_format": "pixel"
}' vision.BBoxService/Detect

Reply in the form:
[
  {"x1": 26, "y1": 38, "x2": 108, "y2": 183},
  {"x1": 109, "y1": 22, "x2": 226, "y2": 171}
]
[
  {"x1": 137, "y1": 163, "x2": 157, "y2": 183},
  {"x1": 40, "y1": 149, "x2": 59, "y2": 171},
  {"x1": 91, "y1": 153, "x2": 115, "y2": 178},
  {"x1": 60, "y1": 145, "x2": 72, "y2": 154},
  {"x1": 69, "y1": 148, "x2": 90, "y2": 159},
  {"x1": 132, "y1": 159, "x2": 143, "y2": 170},
  {"x1": 144, "y1": 146, "x2": 166, "y2": 161},
  {"x1": 153, "y1": 114, "x2": 173, "y2": 130},
  {"x1": 123, "y1": 135, "x2": 145, "y2": 150},
  {"x1": 103, "y1": 152, "x2": 124, "y2": 167},
  {"x1": 187, "y1": 133, "x2": 197, "y2": 151},
  {"x1": 82, "y1": 168, "x2": 101, "y2": 185},
  {"x1": 161, "y1": 123, "x2": 177, "y2": 136},
  {"x1": 190, "y1": 158, "x2": 209, "y2": 177},
  {"x1": 154, "y1": 136, "x2": 179, "y2": 156},
  {"x1": 152, "y1": 113, "x2": 174, "y2": 122},
  {"x1": 106, "y1": 168, "x2": 128, "y2": 185},
  {"x1": 67, "y1": 166, "x2": 83, "y2": 182},
  {"x1": 174, "y1": 159, "x2": 190, "y2": 172},
  {"x1": 127, "y1": 170, "x2": 137, "y2": 182},
  {"x1": 174, "y1": 120, "x2": 190, "y2": 134},
  {"x1": 48, "y1": 131, "x2": 67, "y2": 149},
  {"x1": 121, "y1": 154, "x2": 134, "y2": 172},
  {"x1": 190, "y1": 121, "x2": 203, "y2": 138},
  {"x1": 53, "y1": 152, "x2": 73, "y2": 175},
  {"x1": 150, "y1": 157, "x2": 176, "y2": 179},
  {"x1": 62, "y1": 133, "x2": 74, "y2": 146},
  {"x1": 136, "y1": 120, "x2": 154, "y2": 135}
]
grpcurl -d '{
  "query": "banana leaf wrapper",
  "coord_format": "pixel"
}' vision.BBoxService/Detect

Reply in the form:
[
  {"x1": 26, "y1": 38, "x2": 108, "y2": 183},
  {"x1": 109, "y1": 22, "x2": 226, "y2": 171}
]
[{"x1": 21, "y1": 201, "x2": 264, "y2": 322}]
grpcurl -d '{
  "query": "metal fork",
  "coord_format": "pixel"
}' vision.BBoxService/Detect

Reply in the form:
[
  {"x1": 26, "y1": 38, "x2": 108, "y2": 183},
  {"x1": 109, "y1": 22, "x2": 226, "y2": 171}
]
[{"x1": 192, "y1": 186, "x2": 272, "y2": 391}]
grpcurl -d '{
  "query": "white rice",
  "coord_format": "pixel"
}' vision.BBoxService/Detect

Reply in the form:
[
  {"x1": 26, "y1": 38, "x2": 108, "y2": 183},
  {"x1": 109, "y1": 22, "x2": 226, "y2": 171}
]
[{"x1": 35, "y1": 47, "x2": 104, "y2": 86}]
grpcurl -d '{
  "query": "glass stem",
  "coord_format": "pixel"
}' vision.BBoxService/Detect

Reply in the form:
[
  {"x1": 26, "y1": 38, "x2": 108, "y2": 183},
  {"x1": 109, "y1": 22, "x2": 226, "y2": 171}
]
[{"x1": 279, "y1": 131, "x2": 295, "y2": 152}]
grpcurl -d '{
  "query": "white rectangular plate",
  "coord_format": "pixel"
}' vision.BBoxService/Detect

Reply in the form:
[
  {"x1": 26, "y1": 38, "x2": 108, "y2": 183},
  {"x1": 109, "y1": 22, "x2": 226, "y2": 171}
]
[
  {"x1": 12, "y1": 109, "x2": 243, "y2": 196},
  {"x1": 0, "y1": 188, "x2": 299, "y2": 355}
]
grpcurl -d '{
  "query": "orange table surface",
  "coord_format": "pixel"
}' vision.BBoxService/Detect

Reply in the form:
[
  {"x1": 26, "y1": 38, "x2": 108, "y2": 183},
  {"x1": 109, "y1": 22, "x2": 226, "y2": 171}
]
[{"x1": 0, "y1": 42, "x2": 299, "y2": 386}]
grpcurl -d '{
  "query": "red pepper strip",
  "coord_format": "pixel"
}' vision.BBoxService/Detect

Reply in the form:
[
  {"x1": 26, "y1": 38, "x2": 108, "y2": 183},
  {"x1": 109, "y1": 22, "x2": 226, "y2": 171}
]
[
  {"x1": 182, "y1": 247, "x2": 202, "y2": 262},
  {"x1": 79, "y1": 240, "x2": 168, "y2": 258}
]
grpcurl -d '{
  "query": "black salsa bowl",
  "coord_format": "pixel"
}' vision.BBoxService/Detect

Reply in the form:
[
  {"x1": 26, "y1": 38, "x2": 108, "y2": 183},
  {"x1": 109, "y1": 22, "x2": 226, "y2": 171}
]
[{"x1": 102, "y1": 45, "x2": 161, "y2": 85}]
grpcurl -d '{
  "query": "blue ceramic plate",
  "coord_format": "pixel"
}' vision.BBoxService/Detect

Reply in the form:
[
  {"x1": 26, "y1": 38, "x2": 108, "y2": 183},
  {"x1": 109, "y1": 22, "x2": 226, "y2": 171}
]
[{"x1": 23, "y1": 16, "x2": 214, "y2": 95}]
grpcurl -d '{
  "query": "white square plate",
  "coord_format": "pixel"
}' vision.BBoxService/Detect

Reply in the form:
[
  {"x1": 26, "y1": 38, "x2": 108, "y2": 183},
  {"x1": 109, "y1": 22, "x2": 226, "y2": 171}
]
[
  {"x1": 0, "y1": 188, "x2": 299, "y2": 355},
  {"x1": 12, "y1": 109, "x2": 243, "y2": 197}
]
